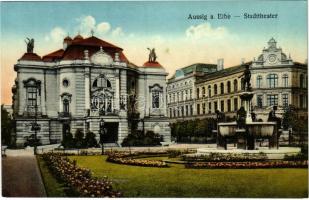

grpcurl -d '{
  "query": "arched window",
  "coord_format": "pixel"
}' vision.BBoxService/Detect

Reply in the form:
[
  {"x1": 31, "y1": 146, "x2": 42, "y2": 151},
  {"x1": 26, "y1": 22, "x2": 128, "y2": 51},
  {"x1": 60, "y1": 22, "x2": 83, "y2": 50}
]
[
  {"x1": 282, "y1": 74, "x2": 288, "y2": 87},
  {"x1": 300, "y1": 74, "x2": 304, "y2": 88},
  {"x1": 214, "y1": 84, "x2": 217, "y2": 95},
  {"x1": 233, "y1": 79, "x2": 238, "y2": 92},
  {"x1": 208, "y1": 85, "x2": 211, "y2": 97},
  {"x1": 267, "y1": 74, "x2": 278, "y2": 88},
  {"x1": 220, "y1": 83, "x2": 224, "y2": 94},
  {"x1": 93, "y1": 75, "x2": 111, "y2": 88},
  {"x1": 227, "y1": 81, "x2": 231, "y2": 93},
  {"x1": 256, "y1": 75, "x2": 262, "y2": 88},
  {"x1": 202, "y1": 87, "x2": 205, "y2": 97}
]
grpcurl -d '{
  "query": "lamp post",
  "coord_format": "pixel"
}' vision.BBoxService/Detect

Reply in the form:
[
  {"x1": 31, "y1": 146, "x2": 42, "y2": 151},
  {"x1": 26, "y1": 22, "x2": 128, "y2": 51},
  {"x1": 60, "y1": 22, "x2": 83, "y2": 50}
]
[
  {"x1": 31, "y1": 85, "x2": 40, "y2": 155},
  {"x1": 99, "y1": 118, "x2": 105, "y2": 155}
]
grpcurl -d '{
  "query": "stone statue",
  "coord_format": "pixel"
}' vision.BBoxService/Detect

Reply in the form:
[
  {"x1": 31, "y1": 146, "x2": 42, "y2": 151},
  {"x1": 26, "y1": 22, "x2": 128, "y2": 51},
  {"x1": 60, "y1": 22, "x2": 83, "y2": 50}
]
[
  {"x1": 25, "y1": 38, "x2": 34, "y2": 53},
  {"x1": 236, "y1": 106, "x2": 246, "y2": 129},
  {"x1": 239, "y1": 64, "x2": 251, "y2": 91},
  {"x1": 147, "y1": 48, "x2": 157, "y2": 62}
]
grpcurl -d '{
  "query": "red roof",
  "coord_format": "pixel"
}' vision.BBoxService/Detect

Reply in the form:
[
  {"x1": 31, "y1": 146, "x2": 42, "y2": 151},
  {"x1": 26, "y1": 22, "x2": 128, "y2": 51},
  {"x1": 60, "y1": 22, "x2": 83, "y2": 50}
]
[
  {"x1": 19, "y1": 53, "x2": 42, "y2": 61},
  {"x1": 73, "y1": 34, "x2": 83, "y2": 41},
  {"x1": 142, "y1": 61, "x2": 163, "y2": 68},
  {"x1": 41, "y1": 36, "x2": 129, "y2": 63},
  {"x1": 42, "y1": 49, "x2": 64, "y2": 62}
]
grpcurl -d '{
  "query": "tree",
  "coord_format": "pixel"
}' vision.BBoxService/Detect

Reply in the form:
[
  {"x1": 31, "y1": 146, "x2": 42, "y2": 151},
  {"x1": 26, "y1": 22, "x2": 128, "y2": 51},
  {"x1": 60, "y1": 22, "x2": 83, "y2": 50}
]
[
  {"x1": 84, "y1": 131, "x2": 98, "y2": 148},
  {"x1": 282, "y1": 105, "x2": 308, "y2": 145},
  {"x1": 1, "y1": 105, "x2": 14, "y2": 146},
  {"x1": 74, "y1": 129, "x2": 85, "y2": 148}
]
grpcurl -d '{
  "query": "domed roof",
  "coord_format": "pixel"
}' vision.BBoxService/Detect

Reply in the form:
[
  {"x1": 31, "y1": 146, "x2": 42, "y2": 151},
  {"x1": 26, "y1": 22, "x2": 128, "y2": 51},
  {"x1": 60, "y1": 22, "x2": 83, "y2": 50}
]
[
  {"x1": 64, "y1": 36, "x2": 72, "y2": 41},
  {"x1": 73, "y1": 34, "x2": 83, "y2": 41},
  {"x1": 142, "y1": 61, "x2": 163, "y2": 68}
]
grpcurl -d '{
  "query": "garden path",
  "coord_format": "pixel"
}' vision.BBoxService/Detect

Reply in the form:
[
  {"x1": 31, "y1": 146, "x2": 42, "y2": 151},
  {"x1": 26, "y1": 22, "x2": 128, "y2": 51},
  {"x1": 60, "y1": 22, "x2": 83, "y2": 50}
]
[{"x1": 2, "y1": 155, "x2": 47, "y2": 197}]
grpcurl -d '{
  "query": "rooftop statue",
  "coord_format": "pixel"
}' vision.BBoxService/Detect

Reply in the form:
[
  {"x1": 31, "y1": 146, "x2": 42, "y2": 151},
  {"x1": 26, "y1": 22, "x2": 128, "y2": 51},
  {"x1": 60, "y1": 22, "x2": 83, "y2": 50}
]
[
  {"x1": 147, "y1": 48, "x2": 157, "y2": 62},
  {"x1": 25, "y1": 38, "x2": 34, "y2": 53},
  {"x1": 239, "y1": 64, "x2": 251, "y2": 91}
]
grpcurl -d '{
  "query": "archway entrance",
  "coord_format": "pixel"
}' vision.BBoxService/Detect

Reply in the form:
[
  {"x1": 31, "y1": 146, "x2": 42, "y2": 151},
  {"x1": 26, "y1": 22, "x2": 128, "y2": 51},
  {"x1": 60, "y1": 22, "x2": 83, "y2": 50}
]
[{"x1": 101, "y1": 122, "x2": 119, "y2": 143}]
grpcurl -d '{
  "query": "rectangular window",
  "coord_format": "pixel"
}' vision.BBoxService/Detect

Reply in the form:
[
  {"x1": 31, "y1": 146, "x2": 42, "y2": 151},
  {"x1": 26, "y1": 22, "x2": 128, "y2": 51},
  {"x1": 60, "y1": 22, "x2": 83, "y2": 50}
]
[
  {"x1": 234, "y1": 98, "x2": 238, "y2": 111},
  {"x1": 181, "y1": 106, "x2": 184, "y2": 116},
  {"x1": 220, "y1": 100, "x2": 224, "y2": 112},
  {"x1": 197, "y1": 104, "x2": 200, "y2": 115},
  {"x1": 27, "y1": 87, "x2": 37, "y2": 106},
  {"x1": 257, "y1": 95, "x2": 263, "y2": 108},
  {"x1": 299, "y1": 94, "x2": 304, "y2": 108},
  {"x1": 227, "y1": 99, "x2": 231, "y2": 112},
  {"x1": 169, "y1": 108, "x2": 172, "y2": 118},
  {"x1": 196, "y1": 88, "x2": 200, "y2": 99},
  {"x1": 202, "y1": 103, "x2": 205, "y2": 114},
  {"x1": 214, "y1": 102, "x2": 218, "y2": 112},
  {"x1": 186, "y1": 105, "x2": 189, "y2": 116},
  {"x1": 282, "y1": 94, "x2": 289, "y2": 108},
  {"x1": 208, "y1": 102, "x2": 212, "y2": 114},
  {"x1": 190, "y1": 105, "x2": 193, "y2": 115},
  {"x1": 267, "y1": 94, "x2": 278, "y2": 106},
  {"x1": 189, "y1": 89, "x2": 192, "y2": 99}
]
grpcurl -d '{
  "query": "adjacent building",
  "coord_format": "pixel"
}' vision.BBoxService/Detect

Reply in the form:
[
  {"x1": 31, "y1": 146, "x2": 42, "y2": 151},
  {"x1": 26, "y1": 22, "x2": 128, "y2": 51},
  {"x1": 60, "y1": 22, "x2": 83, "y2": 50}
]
[
  {"x1": 168, "y1": 38, "x2": 308, "y2": 122},
  {"x1": 12, "y1": 35, "x2": 171, "y2": 147}
]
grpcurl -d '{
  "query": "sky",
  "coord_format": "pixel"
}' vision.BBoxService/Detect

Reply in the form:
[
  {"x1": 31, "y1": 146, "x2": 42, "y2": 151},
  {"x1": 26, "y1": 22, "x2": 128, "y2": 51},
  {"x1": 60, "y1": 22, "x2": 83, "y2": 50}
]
[{"x1": 1, "y1": 1, "x2": 308, "y2": 105}]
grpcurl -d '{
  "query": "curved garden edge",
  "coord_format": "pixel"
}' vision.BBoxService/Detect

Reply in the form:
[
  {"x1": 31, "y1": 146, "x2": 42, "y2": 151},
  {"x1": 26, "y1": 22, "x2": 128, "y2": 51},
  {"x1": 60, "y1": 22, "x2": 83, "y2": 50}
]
[{"x1": 106, "y1": 152, "x2": 170, "y2": 168}]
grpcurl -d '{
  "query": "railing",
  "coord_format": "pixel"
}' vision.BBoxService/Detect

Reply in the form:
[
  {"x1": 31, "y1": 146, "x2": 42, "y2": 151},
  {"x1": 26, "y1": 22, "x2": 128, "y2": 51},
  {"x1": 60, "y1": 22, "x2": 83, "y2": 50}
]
[
  {"x1": 58, "y1": 112, "x2": 71, "y2": 118},
  {"x1": 90, "y1": 109, "x2": 119, "y2": 117}
]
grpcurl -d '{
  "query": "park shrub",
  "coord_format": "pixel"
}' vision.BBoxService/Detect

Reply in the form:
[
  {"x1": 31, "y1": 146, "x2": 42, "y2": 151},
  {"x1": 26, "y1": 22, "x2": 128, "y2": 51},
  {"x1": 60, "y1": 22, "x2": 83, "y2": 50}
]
[
  {"x1": 167, "y1": 149, "x2": 190, "y2": 158},
  {"x1": 283, "y1": 153, "x2": 308, "y2": 161},
  {"x1": 185, "y1": 160, "x2": 308, "y2": 169},
  {"x1": 121, "y1": 130, "x2": 162, "y2": 147},
  {"x1": 106, "y1": 151, "x2": 169, "y2": 168},
  {"x1": 42, "y1": 153, "x2": 121, "y2": 197},
  {"x1": 62, "y1": 130, "x2": 98, "y2": 149}
]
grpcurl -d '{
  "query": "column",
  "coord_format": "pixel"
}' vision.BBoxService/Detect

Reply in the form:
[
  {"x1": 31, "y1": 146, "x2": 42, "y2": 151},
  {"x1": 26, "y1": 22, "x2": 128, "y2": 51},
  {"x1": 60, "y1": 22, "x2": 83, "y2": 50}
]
[
  {"x1": 84, "y1": 67, "x2": 90, "y2": 112},
  {"x1": 115, "y1": 69, "x2": 120, "y2": 111}
]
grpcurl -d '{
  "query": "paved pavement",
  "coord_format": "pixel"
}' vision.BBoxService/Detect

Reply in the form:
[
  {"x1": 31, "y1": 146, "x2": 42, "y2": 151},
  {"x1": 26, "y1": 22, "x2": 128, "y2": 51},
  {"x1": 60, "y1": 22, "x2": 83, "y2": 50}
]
[{"x1": 2, "y1": 156, "x2": 47, "y2": 197}]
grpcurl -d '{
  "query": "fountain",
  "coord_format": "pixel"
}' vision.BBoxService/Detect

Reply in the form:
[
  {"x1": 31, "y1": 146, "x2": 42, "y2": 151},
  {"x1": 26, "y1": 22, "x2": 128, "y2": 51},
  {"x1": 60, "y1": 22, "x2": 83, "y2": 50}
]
[{"x1": 197, "y1": 64, "x2": 301, "y2": 159}]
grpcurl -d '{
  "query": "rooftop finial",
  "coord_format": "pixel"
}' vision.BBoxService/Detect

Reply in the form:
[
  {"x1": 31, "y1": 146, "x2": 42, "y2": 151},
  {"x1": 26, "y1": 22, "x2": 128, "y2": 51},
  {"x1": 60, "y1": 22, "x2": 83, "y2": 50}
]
[{"x1": 91, "y1": 29, "x2": 94, "y2": 36}]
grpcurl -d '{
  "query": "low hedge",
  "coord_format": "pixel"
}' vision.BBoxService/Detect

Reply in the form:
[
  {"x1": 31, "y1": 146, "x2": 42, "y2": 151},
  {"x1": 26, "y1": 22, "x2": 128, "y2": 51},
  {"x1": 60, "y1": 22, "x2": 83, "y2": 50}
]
[
  {"x1": 42, "y1": 153, "x2": 121, "y2": 197},
  {"x1": 186, "y1": 160, "x2": 308, "y2": 169},
  {"x1": 182, "y1": 152, "x2": 268, "y2": 162}
]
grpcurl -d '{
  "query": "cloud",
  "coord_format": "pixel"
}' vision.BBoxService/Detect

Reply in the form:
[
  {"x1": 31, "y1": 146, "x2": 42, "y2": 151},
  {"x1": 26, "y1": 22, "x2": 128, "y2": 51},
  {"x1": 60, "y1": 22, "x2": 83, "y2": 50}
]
[
  {"x1": 78, "y1": 15, "x2": 96, "y2": 35},
  {"x1": 45, "y1": 27, "x2": 66, "y2": 43},
  {"x1": 185, "y1": 23, "x2": 228, "y2": 39},
  {"x1": 112, "y1": 27, "x2": 124, "y2": 37},
  {"x1": 97, "y1": 22, "x2": 111, "y2": 34}
]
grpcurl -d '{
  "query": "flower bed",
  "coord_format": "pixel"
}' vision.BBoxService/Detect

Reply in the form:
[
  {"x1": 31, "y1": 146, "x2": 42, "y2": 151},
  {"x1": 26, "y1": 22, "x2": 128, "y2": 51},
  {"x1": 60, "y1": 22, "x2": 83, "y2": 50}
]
[
  {"x1": 185, "y1": 160, "x2": 308, "y2": 169},
  {"x1": 182, "y1": 152, "x2": 268, "y2": 162},
  {"x1": 106, "y1": 152, "x2": 169, "y2": 168},
  {"x1": 41, "y1": 153, "x2": 121, "y2": 197}
]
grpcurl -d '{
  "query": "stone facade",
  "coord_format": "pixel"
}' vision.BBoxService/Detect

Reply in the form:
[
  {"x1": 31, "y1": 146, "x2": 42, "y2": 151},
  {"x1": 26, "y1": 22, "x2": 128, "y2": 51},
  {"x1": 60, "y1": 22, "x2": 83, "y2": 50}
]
[{"x1": 12, "y1": 35, "x2": 171, "y2": 147}]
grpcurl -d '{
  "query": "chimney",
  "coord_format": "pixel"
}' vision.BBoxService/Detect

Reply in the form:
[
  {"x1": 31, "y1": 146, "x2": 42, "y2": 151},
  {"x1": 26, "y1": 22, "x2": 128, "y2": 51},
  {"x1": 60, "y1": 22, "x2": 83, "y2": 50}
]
[{"x1": 217, "y1": 58, "x2": 224, "y2": 71}]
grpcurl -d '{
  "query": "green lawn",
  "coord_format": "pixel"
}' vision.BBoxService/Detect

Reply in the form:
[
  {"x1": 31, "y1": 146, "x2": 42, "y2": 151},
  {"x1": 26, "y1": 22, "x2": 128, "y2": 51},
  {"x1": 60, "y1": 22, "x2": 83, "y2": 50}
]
[{"x1": 66, "y1": 155, "x2": 308, "y2": 198}]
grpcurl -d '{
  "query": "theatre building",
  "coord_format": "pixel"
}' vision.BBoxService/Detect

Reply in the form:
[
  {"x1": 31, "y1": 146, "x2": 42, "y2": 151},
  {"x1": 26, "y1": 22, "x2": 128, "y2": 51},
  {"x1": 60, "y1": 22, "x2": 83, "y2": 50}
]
[{"x1": 12, "y1": 34, "x2": 171, "y2": 147}]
